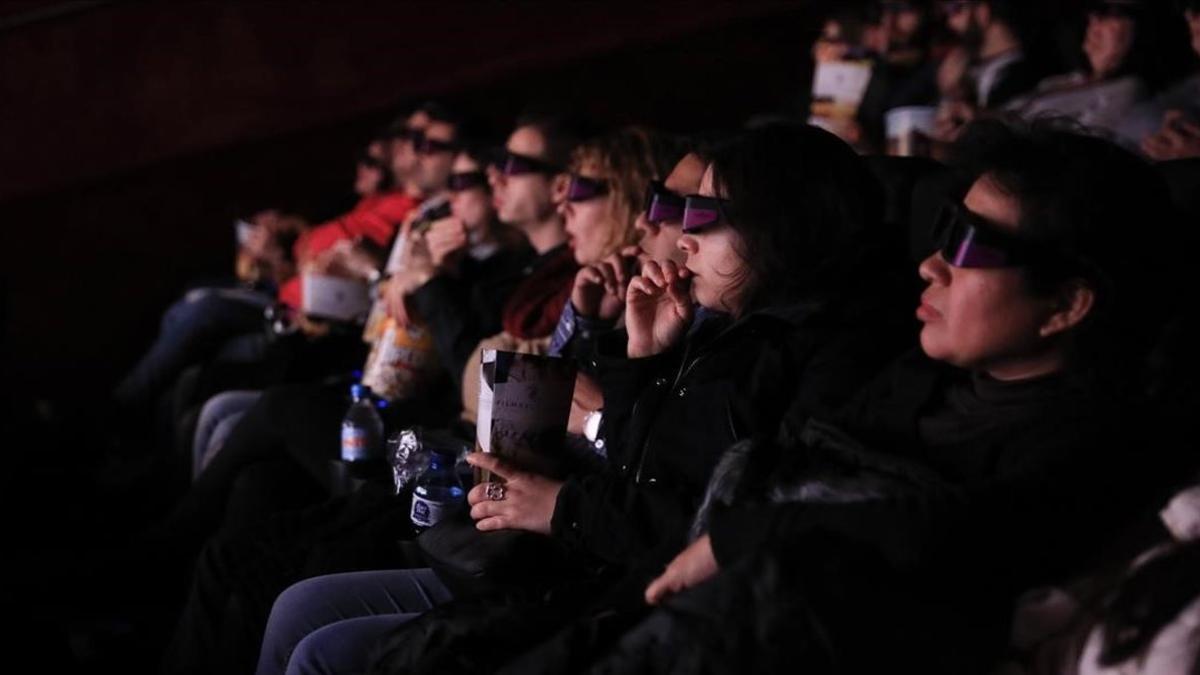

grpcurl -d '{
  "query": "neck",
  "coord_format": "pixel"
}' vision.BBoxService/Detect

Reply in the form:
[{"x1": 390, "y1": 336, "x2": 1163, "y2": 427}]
[
  {"x1": 403, "y1": 179, "x2": 424, "y2": 199},
  {"x1": 983, "y1": 349, "x2": 1064, "y2": 382},
  {"x1": 980, "y1": 24, "x2": 1020, "y2": 61},
  {"x1": 521, "y1": 215, "x2": 567, "y2": 255}
]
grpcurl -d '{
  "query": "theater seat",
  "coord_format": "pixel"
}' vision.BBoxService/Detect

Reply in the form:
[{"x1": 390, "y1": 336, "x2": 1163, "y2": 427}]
[
  {"x1": 1157, "y1": 158, "x2": 1200, "y2": 224},
  {"x1": 863, "y1": 156, "x2": 952, "y2": 263}
]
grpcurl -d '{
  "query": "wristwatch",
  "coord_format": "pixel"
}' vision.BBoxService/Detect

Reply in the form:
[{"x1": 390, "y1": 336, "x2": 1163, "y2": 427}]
[{"x1": 583, "y1": 409, "x2": 604, "y2": 444}]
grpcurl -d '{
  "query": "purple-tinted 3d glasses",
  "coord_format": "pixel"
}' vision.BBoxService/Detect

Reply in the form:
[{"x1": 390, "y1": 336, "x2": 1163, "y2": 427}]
[
  {"x1": 565, "y1": 174, "x2": 609, "y2": 202},
  {"x1": 933, "y1": 201, "x2": 1053, "y2": 269},
  {"x1": 448, "y1": 170, "x2": 487, "y2": 192},
  {"x1": 495, "y1": 151, "x2": 561, "y2": 177},
  {"x1": 682, "y1": 194, "x2": 734, "y2": 233},
  {"x1": 643, "y1": 181, "x2": 685, "y2": 224}
]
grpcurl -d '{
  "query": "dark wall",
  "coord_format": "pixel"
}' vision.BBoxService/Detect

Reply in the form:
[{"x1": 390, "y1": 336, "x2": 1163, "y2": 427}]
[{"x1": 0, "y1": 1, "x2": 820, "y2": 400}]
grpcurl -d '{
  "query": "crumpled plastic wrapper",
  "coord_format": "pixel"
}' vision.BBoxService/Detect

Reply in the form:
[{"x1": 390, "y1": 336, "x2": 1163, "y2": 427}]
[{"x1": 388, "y1": 429, "x2": 431, "y2": 495}]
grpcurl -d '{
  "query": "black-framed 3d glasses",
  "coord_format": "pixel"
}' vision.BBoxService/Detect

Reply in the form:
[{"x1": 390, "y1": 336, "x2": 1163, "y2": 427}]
[
  {"x1": 643, "y1": 181, "x2": 685, "y2": 225},
  {"x1": 932, "y1": 201, "x2": 1059, "y2": 269},
  {"x1": 416, "y1": 136, "x2": 459, "y2": 155},
  {"x1": 565, "y1": 174, "x2": 609, "y2": 202},
  {"x1": 681, "y1": 194, "x2": 735, "y2": 234},
  {"x1": 494, "y1": 151, "x2": 561, "y2": 177},
  {"x1": 448, "y1": 170, "x2": 488, "y2": 192},
  {"x1": 393, "y1": 127, "x2": 424, "y2": 145}
]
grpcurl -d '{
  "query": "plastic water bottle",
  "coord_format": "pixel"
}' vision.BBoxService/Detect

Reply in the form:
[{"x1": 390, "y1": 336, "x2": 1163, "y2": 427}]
[
  {"x1": 341, "y1": 384, "x2": 384, "y2": 463},
  {"x1": 410, "y1": 451, "x2": 465, "y2": 531}
]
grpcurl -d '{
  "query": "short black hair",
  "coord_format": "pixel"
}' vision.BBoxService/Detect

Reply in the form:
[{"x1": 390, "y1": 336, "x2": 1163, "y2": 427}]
[{"x1": 953, "y1": 117, "x2": 1180, "y2": 386}]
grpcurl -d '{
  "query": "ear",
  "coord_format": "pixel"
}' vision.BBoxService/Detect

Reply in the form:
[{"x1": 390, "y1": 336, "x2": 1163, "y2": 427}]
[{"x1": 1038, "y1": 280, "x2": 1095, "y2": 338}]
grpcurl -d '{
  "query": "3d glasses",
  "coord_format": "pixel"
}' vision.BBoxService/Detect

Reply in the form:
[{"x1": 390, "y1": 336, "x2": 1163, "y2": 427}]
[
  {"x1": 932, "y1": 201, "x2": 1054, "y2": 269},
  {"x1": 643, "y1": 181, "x2": 685, "y2": 225},
  {"x1": 682, "y1": 194, "x2": 734, "y2": 233},
  {"x1": 448, "y1": 170, "x2": 488, "y2": 192},
  {"x1": 565, "y1": 174, "x2": 609, "y2": 202},
  {"x1": 495, "y1": 151, "x2": 561, "y2": 176}
]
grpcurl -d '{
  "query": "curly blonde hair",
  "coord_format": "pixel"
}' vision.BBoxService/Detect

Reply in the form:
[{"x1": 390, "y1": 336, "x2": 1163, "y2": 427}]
[{"x1": 569, "y1": 126, "x2": 687, "y2": 258}]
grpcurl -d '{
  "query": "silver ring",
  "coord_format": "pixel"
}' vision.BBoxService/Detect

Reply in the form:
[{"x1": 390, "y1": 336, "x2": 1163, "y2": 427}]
[{"x1": 485, "y1": 482, "x2": 507, "y2": 502}]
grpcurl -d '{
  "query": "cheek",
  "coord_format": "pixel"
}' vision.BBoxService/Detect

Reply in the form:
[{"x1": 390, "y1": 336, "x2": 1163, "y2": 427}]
[{"x1": 930, "y1": 274, "x2": 1047, "y2": 364}]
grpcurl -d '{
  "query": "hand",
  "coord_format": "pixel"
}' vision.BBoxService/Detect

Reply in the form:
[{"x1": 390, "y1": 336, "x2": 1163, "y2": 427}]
[
  {"x1": 644, "y1": 534, "x2": 719, "y2": 605},
  {"x1": 936, "y1": 47, "x2": 970, "y2": 99},
  {"x1": 1142, "y1": 110, "x2": 1200, "y2": 161},
  {"x1": 572, "y1": 246, "x2": 640, "y2": 321},
  {"x1": 465, "y1": 453, "x2": 563, "y2": 535},
  {"x1": 425, "y1": 216, "x2": 469, "y2": 270},
  {"x1": 381, "y1": 276, "x2": 412, "y2": 327},
  {"x1": 567, "y1": 372, "x2": 604, "y2": 435},
  {"x1": 625, "y1": 259, "x2": 693, "y2": 359},
  {"x1": 932, "y1": 100, "x2": 976, "y2": 144}
]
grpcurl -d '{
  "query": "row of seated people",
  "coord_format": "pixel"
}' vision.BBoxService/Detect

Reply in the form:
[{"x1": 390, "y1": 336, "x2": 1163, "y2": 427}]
[
  {"x1": 809, "y1": 0, "x2": 1200, "y2": 162},
  {"x1": 78, "y1": 102, "x2": 1200, "y2": 675}
]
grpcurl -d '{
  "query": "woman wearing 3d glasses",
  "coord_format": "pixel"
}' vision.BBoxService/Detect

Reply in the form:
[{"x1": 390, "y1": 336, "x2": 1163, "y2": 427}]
[
  {"x1": 347, "y1": 122, "x2": 913, "y2": 674},
  {"x1": 583, "y1": 119, "x2": 1183, "y2": 674}
]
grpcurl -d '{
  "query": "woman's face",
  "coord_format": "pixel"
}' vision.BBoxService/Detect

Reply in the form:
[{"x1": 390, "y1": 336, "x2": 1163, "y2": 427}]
[
  {"x1": 675, "y1": 165, "x2": 750, "y2": 316},
  {"x1": 916, "y1": 175, "x2": 1064, "y2": 378},
  {"x1": 449, "y1": 153, "x2": 493, "y2": 234},
  {"x1": 1084, "y1": 10, "x2": 1136, "y2": 78},
  {"x1": 559, "y1": 159, "x2": 619, "y2": 266}
]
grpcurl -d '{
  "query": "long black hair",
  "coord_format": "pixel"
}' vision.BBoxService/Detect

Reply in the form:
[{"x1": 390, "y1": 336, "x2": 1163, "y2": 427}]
[{"x1": 706, "y1": 121, "x2": 888, "y2": 314}]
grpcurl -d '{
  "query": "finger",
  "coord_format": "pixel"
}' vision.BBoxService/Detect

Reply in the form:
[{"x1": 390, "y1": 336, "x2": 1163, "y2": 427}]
[
  {"x1": 626, "y1": 275, "x2": 661, "y2": 302},
  {"x1": 642, "y1": 260, "x2": 666, "y2": 288},
  {"x1": 467, "y1": 482, "x2": 490, "y2": 506},
  {"x1": 660, "y1": 259, "x2": 680, "y2": 284},
  {"x1": 577, "y1": 266, "x2": 604, "y2": 289},
  {"x1": 1177, "y1": 120, "x2": 1200, "y2": 137},
  {"x1": 596, "y1": 262, "x2": 619, "y2": 296},
  {"x1": 470, "y1": 499, "x2": 502, "y2": 521},
  {"x1": 644, "y1": 571, "x2": 673, "y2": 605},
  {"x1": 475, "y1": 516, "x2": 511, "y2": 532},
  {"x1": 464, "y1": 451, "x2": 512, "y2": 479}
]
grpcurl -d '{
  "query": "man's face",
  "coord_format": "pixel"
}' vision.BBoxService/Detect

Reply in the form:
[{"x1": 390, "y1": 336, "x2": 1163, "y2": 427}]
[
  {"x1": 487, "y1": 125, "x2": 557, "y2": 228},
  {"x1": 390, "y1": 110, "x2": 431, "y2": 185},
  {"x1": 415, "y1": 120, "x2": 457, "y2": 193}
]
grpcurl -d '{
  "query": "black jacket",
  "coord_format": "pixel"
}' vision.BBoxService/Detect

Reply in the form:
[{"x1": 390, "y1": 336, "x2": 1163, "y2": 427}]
[
  {"x1": 550, "y1": 296, "x2": 911, "y2": 570},
  {"x1": 407, "y1": 244, "x2": 534, "y2": 393}
]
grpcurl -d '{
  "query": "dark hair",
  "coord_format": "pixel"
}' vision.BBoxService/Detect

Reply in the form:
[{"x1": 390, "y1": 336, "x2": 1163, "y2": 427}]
[
  {"x1": 454, "y1": 140, "x2": 503, "y2": 190},
  {"x1": 513, "y1": 104, "x2": 597, "y2": 169},
  {"x1": 952, "y1": 117, "x2": 1179, "y2": 387},
  {"x1": 706, "y1": 121, "x2": 887, "y2": 313}
]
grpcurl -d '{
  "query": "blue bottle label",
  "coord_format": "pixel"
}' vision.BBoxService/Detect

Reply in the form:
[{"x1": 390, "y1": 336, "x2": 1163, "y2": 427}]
[{"x1": 410, "y1": 494, "x2": 449, "y2": 528}]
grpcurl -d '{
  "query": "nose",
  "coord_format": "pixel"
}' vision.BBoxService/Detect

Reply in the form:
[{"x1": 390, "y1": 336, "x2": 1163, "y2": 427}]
[
  {"x1": 917, "y1": 251, "x2": 951, "y2": 286},
  {"x1": 557, "y1": 199, "x2": 573, "y2": 221},
  {"x1": 676, "y1": 233, "x2": 698, "y2": 256},
  {"x1": 633, "y1": 213, "x2": 652, "y2": 236},
  {"x1": 487, "y1": 165, "x2": 504, "y2": 189}
]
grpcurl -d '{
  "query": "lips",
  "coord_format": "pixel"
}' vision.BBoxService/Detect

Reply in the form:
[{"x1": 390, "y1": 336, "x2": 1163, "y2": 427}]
[{"x1": 916, "y1": 294, "x2": 942, "y2": 322}]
